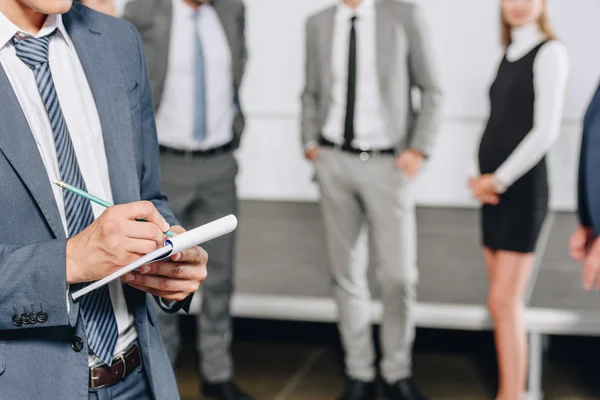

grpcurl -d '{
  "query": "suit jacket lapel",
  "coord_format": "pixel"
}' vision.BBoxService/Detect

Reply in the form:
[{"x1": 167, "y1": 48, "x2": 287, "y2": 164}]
[
  {"x1": 0, "y1": 67, "x2": 65, "y2": 238},
  {"x1": 63, "y1": 8, "x2": 139, "y2": 206},
  {"x1": 375, "y1": 0, "x2": 395, "y2": 93}
]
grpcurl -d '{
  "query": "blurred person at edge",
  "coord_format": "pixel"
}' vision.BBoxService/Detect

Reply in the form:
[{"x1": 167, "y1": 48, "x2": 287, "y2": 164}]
[
  {"x1": 469, "y1": 0, "x2": 569, "y2": 399},
  {"x1": 74, "y1": 0, "x2": 117, "y2": 16},
  {"x1": 301, "y1": 0, "x2": 443, "y2": 399},
  {"x1": 570, "y1": 19, "x2": 600, "y2": 309},
  {"x1": 122, "y1": 1, "x2": 252, "y2": 399}
]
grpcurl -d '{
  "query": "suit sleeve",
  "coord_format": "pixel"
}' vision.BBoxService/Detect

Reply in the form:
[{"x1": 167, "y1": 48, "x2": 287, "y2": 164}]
[
  {"x1": 403, "y1": 3, "x2": 443, "y2": 157},
  {"x1": 576, "y1": 87, "x2": 600, "y2": 229},
  {"x1": 128, "y1": 23, "x2": 193, "y2": 314},
  {"x1": 300, "y1": 17, "x2": 320, "y2": 151},
  {"x1": 238, "y1": 1, "x2": 248, "y2": 82},
  {"x1": 0, "y1": 239, "x2": 75, "y2": 331},
  {"x1": 578, "y1": 122, "x2": 592, "y2": 228}
]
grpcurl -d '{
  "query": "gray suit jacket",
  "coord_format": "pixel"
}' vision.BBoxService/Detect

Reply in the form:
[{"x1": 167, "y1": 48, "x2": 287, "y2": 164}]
[
  {"x1": 123, "y1": 0, "x2": 248, "y2": 149},
  {"x1": 301, "y1": 0, "x2": 443, "y2": 156},
  {"x1": 0, "y1": 4, "x2": 189, "y2": 399}
]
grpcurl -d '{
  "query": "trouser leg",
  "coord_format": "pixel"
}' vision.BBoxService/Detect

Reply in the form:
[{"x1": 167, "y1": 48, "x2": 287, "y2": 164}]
[{"x1": 315, "y1": 149, "x2": 375, "y2": 382}]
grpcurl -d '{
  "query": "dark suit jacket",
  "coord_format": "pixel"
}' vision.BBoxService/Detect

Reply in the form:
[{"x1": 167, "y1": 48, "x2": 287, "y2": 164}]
[
  {"x1": 578, "y1": 83, "x2": 600, "y2": 234},
  {"x1": 0, "y1": 4, "x2": 188, "y2": 398},
  {"x1": 123, "y1": 0, "x2": 248, "y2": 149}
]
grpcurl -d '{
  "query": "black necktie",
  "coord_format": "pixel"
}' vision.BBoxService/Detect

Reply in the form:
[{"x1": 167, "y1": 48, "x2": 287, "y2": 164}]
[{"x1": 344, "y1": 16, "x2": 358, "y2": 147}]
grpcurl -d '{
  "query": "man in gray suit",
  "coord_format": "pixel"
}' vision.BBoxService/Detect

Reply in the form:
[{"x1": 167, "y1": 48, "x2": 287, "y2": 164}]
[
  {"x1": 301, "y1": 0, "x2": 442, "y2": 399},
  {"x1": 0, "y1": 1, "x2": 208, "y2": 399},
  {"x1": 123, "y1": 1, "x2": 251, "y2": 399}
]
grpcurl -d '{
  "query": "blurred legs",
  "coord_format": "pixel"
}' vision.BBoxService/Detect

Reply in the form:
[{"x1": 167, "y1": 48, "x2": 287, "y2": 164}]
[{"x1": 485, "y1": 248, "x2": 534, "y2": 400}]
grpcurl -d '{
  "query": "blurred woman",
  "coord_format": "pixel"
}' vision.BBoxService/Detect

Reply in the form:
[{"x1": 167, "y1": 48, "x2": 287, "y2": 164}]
[{"x1": 469, "y1": 0, "x2": 569, "y2": 398}]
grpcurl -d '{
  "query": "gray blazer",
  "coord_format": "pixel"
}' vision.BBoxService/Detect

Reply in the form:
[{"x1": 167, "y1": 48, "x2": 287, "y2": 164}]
[
  {"x1": 123, "y1": 0, "x2": 248, "y2": 149},
  {"x1": 301, "y1": 0, "x2": 443, "y2": 156},
  {"x1": 0, "y1": 4, "x2": 189, "y2": 399}
]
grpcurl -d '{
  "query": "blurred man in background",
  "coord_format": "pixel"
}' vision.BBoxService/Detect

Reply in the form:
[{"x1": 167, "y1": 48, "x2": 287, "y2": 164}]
[
  {"x1": 301, "y1": 0, "x2": 442, "y2": 399},
  {"x1": 123, "y1": 1, "x2": 251, "y2": 399},
  {"x1": 75, "y1": 0, "x2": 117, "y2": 16}
]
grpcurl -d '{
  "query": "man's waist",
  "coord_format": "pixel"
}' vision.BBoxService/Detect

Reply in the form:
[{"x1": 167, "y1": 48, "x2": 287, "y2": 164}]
[
  {"x1": 89, "y1": 341, "x2": 141, "y2": 390},
  {"x1": 159, "y1": 140, "x2": 234, "y2": 159},
  {"x1": 318, "y1": 135, "x2": 396, "y2": 157}
]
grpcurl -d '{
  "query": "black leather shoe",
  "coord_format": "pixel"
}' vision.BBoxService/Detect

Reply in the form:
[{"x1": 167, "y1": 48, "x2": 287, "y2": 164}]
[
  {"x1": 337, "y1": 378, "x2": 377, "y2": 400},
  {"x1": 202, "y1": 381, "x2": 255, "y2": 400},
  {"x1": 382, "y1": 377, "x2": 428, "y2": 400}
]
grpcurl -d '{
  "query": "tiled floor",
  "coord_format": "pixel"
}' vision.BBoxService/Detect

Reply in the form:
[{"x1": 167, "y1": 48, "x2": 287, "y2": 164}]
[{"x1": 174, "y1": 318, "x2": 600, "y2": 400}]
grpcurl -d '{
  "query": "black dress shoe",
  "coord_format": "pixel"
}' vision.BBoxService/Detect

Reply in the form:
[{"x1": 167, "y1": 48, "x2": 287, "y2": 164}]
[
  {"x1": 337, "y1": 378, "x2": 377, "y2": 400},
  {"x1": 382, "y1": 377, "x2": 428, "y2": 400},
  {"x1": 202, "y1": 380, "x2": 255, "y2": 400}
]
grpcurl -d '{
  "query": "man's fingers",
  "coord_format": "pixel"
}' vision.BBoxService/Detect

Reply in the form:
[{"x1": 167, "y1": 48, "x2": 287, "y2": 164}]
[
  {"x1": 583, "y1": 240, "x2": 600, "y2": 289},
  {"x1": 118, "y1": 201, "x2": 170, "y2": 232},
  {"x1": 570, "y1": 230, "x2": 587, "y2": 262},
  {"x1": 121, "y1": 238, "x2": 160, "y2": 257},
  {"x1": 176, "y1": 246, "x2": 208, "y2": 264},
  {"x1": 126, "y1": 283, "x2": 190, "y2": 302},
  {"x1": 123, "y1": 271, "x2": 200, "y2": 293},
  {"x1": 139, "y1": 262, "x2": 207, "y2": 282},
  {"x1": 123, "y1": 221, "x2": 165, "y2": 246}
]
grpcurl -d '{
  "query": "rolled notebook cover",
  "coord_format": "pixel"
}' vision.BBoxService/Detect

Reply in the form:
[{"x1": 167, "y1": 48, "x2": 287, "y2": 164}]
[{"x1": 71, "y1": 214, "x2": 238, "y2": 300}]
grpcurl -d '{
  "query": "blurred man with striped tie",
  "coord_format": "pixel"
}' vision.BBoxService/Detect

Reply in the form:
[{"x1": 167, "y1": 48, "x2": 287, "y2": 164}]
[
  {"x1": 123, "y1": 1, "x2": 251, "y2": 399},
  {"x1": 0, "y1": 0, "x2": 208, "y2": 399}
]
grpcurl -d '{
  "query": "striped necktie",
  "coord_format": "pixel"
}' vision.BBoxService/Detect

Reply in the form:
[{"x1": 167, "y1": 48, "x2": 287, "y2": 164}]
[{"x1": 12, "y1": 33, "x2": 119, "y2": 366}]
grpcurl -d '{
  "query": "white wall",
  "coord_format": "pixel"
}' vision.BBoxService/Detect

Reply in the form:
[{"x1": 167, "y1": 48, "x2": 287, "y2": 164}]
[{"x1": 235, "y1": 0, "x2": 600, "y2": 211}]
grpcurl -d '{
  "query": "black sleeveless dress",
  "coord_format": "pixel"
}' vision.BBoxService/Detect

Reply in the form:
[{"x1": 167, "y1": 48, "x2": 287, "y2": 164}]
[{"x1": 478, "y1": 41, "x2": 550, "y2": 253}]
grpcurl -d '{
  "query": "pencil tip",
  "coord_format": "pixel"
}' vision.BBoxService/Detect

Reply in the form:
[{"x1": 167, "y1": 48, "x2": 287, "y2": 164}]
[{"x1": 53, "y1": 180, "x2": 65, "y2": 188}]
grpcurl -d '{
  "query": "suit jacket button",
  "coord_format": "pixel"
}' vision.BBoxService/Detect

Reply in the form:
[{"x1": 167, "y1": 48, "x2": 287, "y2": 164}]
[
  {"x1": 37, "y1": 311, "x2": 48, "y2": 323},
  {"x1": 27, "y1": 312, "x2": 38, "y2": 324},
  {"x1": 20, "y1": 313, "x2": 30, "y2": 325},
  {"x1": 72, "y1": 337, "x2": 84, "y2": 352},
  {"x1": 12, "y1": 314, "x2": 22, "y2": 327}
]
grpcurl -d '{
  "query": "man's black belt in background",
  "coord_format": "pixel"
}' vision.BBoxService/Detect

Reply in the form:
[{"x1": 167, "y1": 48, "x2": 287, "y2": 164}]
[{"x1": 159, "y1": 140, "x2": 234, "y2": 159}]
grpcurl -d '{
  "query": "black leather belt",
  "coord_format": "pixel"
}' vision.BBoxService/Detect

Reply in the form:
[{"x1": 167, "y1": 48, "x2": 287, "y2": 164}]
[
  {"x1": 318, "y1": 136, "x2": 395, "y2": 157},
  {"x1": 89, "y1": 343, "x2": 141, "y2": 390},
  {"x1": 159, "y1": 141, "x2": 234, "y2": 159}
]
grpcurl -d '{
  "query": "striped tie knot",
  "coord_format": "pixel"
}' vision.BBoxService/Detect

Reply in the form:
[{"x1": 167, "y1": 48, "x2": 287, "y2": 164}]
[{"x1": 12, "y1": 32, "x2": 55, "y2": 70}]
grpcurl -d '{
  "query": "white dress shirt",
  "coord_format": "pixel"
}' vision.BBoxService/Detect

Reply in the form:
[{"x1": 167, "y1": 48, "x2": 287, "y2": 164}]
[
  {"x1": 156, "y1": 0, "x2": 234, "y2": 151},
  {"x1": 322, "y1": 0, "x2": 392, "y2": 150},
  {"x1": 0, "y1": 12, "x2": 136, "y2": 367},
  {"x1": 471, "y1": 23, "x2": 569, "y2": 188}
]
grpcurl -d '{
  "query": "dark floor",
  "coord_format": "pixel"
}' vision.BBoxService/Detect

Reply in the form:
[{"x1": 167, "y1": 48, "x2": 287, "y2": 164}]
[{"x1": 174, "y1": 317, "x2": 600, "y2": 400}]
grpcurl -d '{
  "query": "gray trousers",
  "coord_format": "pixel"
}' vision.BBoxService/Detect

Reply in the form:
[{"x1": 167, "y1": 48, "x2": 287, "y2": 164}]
[
  {"x1": 314, "y1": 147, "x2": 418, "y2": 384},
  {"x1": 157, "y1": 150, "x2": 238, "y2": 383}
]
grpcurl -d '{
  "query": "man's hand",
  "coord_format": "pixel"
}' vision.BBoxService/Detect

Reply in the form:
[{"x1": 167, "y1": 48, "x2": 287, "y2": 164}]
[
  {"x1": 121, "y1": 225, "x2": 208, "y2": 301},
  {"x1": 395, "y1": 149, "x2": 424, "y2": 180},
  {"x1": 582, "y1": 232, "x2": 600, "y2": 290},
  {"x1": 469, "y1": 174, "x2": 500, "y2": 205},
  {"x1": 66, "y1": 201, "x2": 170, "y2": 285},
  {"x1": 571, "y1": 225, "x2": 595, "y2": 263},
  {"x1": 305, "y1": 145, "x2": 320, "y2": 161}
]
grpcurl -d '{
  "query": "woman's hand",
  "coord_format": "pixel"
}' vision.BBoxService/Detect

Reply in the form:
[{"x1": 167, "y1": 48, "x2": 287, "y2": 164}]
[{"x1": 469, "y1": 174, "x2": 500, "y2": 205}]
